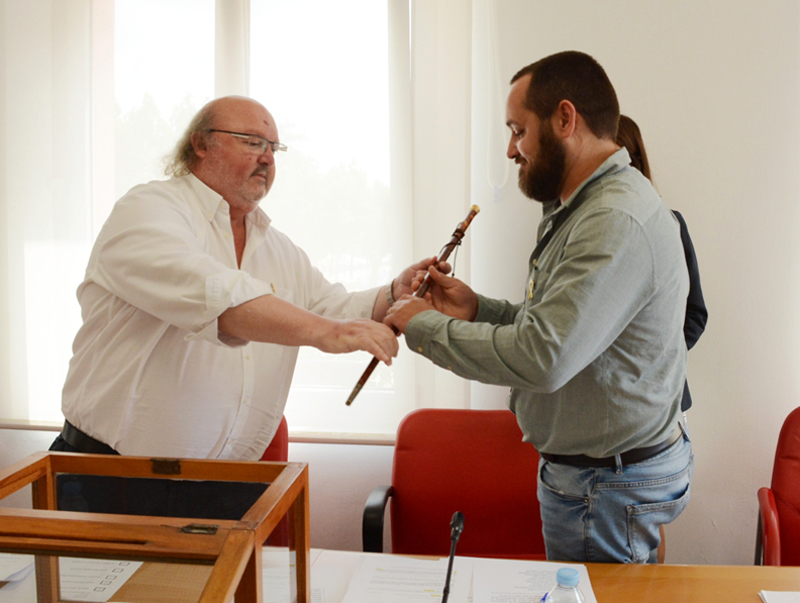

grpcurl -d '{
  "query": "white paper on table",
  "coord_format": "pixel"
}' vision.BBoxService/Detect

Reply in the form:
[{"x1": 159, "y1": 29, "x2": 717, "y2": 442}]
[
  {"x1": 59, "y1": 558, "x2": 143, "y2": 603},
  {"x1": 310, "y1": 565, "x2": 348, "y2": 603},
  {"x1": 340, "y1": 553, "x2": 471, "y2": 603},
  {"x1": 310, "y1": 549, "x2": 365, "y2": 603},
  {"x1": 262, "y1": 547, "x2": 325, "y2": 603},
  {"x1": 0, "y1": 553, "x2": 34, "y2": 582},
  {"x1": 262, "y1": 548, "x2": 292, "y2": 603},
  {"x1": 471, "y1": 558, "x2": 597, "y2": 603},
  {"x1": 0, "y1": 559, "x2": 36, "y2": 603},
  {"x1": 760, "y1": 592, "x2": 800, "y2": 603}
]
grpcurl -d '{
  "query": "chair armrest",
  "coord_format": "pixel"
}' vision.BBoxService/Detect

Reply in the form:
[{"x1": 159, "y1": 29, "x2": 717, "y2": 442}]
[
  {"x1": 362, "y1": 485, "x2": 394, "y2": 553},
  {"x1": 756, "y1": 487, "x2": 781, "y2": 565}
]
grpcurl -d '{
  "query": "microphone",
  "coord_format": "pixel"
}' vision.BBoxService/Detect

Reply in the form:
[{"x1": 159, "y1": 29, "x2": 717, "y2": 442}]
[
  {"x1": 442, "y1": 511, "x2": 465, "y2": 603},
  {"x1": 450, "y1": 510, "x2": 465, "y2": 541}
]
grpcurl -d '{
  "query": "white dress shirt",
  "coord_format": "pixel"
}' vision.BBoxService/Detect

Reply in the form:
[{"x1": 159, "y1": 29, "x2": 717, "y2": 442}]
[{"x1": 62, "y1": 174, "x2": 379, "y2": 460}]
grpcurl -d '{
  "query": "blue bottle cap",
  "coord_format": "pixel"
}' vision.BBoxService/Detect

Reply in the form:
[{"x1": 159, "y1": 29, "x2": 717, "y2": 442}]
[{"x1": 556, "y1": 567, "x2": 580, "y2": 587}]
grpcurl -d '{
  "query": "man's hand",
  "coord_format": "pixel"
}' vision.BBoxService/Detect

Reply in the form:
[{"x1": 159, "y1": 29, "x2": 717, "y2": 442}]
[
  {"x1": 395, "y1": 256, "x2": 453, "y2": 298},
  {"x1": 413, "y1": 266, "x2": 479, "y2": 321},
  {"x1": 383, "y1": 296, "x2": 436, "y2": 334},
  {"x1": 384, "y1": 267, "x2": 479, "y2": 333},
  {"x1": 372, "y1": 256, "x2": 452, "y2": 322},
  {"x1": 314, "y1": 318, "x2": 399, "y2": 364}
]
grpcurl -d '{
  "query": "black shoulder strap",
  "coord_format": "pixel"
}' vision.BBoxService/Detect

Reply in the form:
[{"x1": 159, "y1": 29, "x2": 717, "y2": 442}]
[{"x1": 530, "y1": 195, "x2": 587, "y2": 263}]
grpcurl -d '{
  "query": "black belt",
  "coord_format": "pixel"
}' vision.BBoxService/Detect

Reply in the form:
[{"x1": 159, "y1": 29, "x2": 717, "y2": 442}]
[
  {"x1": 60, "y1": 421, "x2": 119, "y2": 455},
  {"x1": 540, "y1": 427, "x2": 683, "y2": 468}
]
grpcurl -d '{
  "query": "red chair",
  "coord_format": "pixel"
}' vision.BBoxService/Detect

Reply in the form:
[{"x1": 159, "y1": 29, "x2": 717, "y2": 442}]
[
  {"x1": 261, "y1": 415, "x2": 289, "y2": 546},
  {"x1": 756, "y1": 406, "x2": 800, "y2": 565},
  {"x1": 260, "y1": 415, "x2": 289, "y2": 463},
  {"x1": 363, "y1": 408, "x2": 545, "y2": 559}
]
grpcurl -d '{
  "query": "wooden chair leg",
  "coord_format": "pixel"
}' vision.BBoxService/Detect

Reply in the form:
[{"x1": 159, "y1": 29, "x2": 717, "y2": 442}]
[{"x1": 657, "y1": 525, "x2": 666, "y2": 564}]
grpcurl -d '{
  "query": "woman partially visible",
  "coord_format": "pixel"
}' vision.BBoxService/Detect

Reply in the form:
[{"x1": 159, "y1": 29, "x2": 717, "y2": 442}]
[
  {"x1": 616, "y1": 114, "x2": 708, "y2": 415},
  {"x1": 616, "y1": 114, "x2": 708, "y2": 565}
]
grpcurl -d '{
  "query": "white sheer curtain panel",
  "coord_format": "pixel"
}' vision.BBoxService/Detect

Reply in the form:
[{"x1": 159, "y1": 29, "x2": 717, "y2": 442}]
[
  {"x1": 0, "y1": 0, "x2": 94, "y2": 423},
  {"x1": 408, "y1": 0, "x2": 475, "y2": 411},
  {"x1": 469, "y1": 0, "x2": 518, "y2": 411},
  {"x1": 215, "y1": 0, "x2": 250, "y2": 97}
]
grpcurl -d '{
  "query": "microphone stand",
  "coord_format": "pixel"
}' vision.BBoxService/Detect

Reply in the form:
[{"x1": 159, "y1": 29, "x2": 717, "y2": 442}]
[
  {"x1": 345, "y1": 205, "x2": 480, "y2": 405},
  {"x1": 442, "y1": 511, "x2": 464, "y2": 603}
]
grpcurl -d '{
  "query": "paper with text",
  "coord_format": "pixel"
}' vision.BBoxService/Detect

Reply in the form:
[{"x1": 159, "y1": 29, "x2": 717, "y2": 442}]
[
  {"x1": 340, "y1": 554, "x2": 471, "y2": 603},
  {"x1": 262, "y1": 547, "x2": 323, "y2": 603},
  {"x1": 59, "y1": 558, "x2": 143, "y2": 602}
]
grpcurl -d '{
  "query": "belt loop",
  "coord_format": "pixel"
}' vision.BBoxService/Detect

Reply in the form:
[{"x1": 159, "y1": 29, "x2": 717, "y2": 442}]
[{"x1": 614, "y1": 453, "x2": 623, "y2": 474}]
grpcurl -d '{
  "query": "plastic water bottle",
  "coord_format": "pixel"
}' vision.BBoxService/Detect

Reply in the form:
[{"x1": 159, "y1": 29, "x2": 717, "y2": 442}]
[{"x1": 543, "y1": 567, "x2": 586, "y2": 603}]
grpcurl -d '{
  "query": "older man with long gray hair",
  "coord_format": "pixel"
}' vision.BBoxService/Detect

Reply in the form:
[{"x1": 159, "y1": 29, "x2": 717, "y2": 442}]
[{"x1": 50, "y1": 96, "x2": 431, "y2": 518}]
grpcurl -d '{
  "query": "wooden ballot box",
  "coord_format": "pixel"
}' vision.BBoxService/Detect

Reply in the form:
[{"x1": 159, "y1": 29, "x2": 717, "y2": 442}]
[{"x1": 0, "y1": 451, "x2": 310, "y2": 603}]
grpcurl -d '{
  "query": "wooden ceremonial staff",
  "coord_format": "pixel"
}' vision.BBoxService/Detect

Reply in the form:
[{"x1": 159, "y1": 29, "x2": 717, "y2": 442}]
[{"x1": 345, "y1": 205, "x2": 481, "y2": 406}]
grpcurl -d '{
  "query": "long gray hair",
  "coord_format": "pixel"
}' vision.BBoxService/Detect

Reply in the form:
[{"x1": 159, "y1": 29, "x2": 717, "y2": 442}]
[{"x1": 164, "y1": 101, "x2": 217, "y2": 177}]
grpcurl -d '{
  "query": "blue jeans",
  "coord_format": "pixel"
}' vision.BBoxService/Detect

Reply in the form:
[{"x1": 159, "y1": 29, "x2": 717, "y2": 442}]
[{"x1": 537, "y1": 428, "x2": 693, "y2": 563}]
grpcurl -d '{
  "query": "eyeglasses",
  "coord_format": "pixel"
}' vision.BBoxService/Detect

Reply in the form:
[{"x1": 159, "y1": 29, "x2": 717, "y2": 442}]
[{"x1": 207, "y1": 129, "x2": 288, "y2": 154}]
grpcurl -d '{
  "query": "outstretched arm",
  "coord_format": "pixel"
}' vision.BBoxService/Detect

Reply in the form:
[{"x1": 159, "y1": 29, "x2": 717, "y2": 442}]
[{"x1": 219, "y1": 294, "x2": 399, "y2": 365}]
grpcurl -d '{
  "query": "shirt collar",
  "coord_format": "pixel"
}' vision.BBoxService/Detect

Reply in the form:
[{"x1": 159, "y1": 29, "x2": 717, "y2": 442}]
[
  {"x1": 183, "y1": 173, "x2": 273, "y2": 229},
  {"x1": 561, "y1": 147, "x2": 631, "y2": 209}
]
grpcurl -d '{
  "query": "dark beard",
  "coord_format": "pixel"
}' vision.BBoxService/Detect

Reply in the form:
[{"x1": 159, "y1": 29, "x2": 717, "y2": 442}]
[{"x1": 518, "y1": 123, "x2": 566, "y2": 203}]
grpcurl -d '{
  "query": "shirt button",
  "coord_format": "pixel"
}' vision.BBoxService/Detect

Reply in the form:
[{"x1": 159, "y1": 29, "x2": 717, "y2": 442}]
[{"x1": 417, "y1": 346, "x2": 424, "y2": 353}]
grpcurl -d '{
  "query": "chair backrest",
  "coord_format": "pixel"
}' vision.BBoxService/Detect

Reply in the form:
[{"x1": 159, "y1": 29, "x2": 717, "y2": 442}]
[
  {"x1": 390, "y1": 408, "x2": 545, "y2": 559},
  {"x1": 260, "y1": 415, "x2": 289, "y2": 547},
  {"x1": 260, "y1": 415, "x2": 289, "y2": 462},
  {"x1": 771, "y1": 406, "x2": 800, "y2": 565}
]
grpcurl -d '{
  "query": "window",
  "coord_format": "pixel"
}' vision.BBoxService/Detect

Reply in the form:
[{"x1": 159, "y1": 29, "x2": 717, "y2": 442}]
[{"x1": 113, "y1": 0, "x2": 215, "y2": 202}]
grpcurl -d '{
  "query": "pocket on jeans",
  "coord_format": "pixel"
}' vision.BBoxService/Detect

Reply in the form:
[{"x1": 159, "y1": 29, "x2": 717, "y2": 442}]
[
  {"x1": 538, "y1": 461, "x2": 587, "y2": 503},
  {"x1": 626, "y1": 481, "x2": 691, "y2": 563}
]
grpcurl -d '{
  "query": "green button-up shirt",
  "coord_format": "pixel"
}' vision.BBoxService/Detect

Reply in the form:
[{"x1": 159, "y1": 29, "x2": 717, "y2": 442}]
[{"x1": 405, "y1": 149, "x2": 688, "y2": 457}]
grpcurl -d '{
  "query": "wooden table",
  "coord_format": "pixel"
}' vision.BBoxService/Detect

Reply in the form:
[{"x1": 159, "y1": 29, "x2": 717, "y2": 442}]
[
  {"x1": 0, "y1": 452, "x2": 311, "y2": 603},
  {"x1": 587, "y1": 562, "x2": 800, "y2": 602},
  {"x1": 8, "y1": 549, "x2": 794, "y2": 603}
]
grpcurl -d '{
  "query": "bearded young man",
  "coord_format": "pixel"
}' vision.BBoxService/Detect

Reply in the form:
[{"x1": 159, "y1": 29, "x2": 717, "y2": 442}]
[{"x1": 384, "y1": 51, "x2": 693, "y2": 563}]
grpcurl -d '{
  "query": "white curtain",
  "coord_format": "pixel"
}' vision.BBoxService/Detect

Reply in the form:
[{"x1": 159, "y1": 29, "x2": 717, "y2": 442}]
[
  {"x1": 408, "y1": 0, "x2": 474, "y2": 410},
  {"x1": 0, "y1": 0, "x2": 94, "y2": 423},
  {"x1": 215, "y1": 0, "x2": 249, "y2": 97}
]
